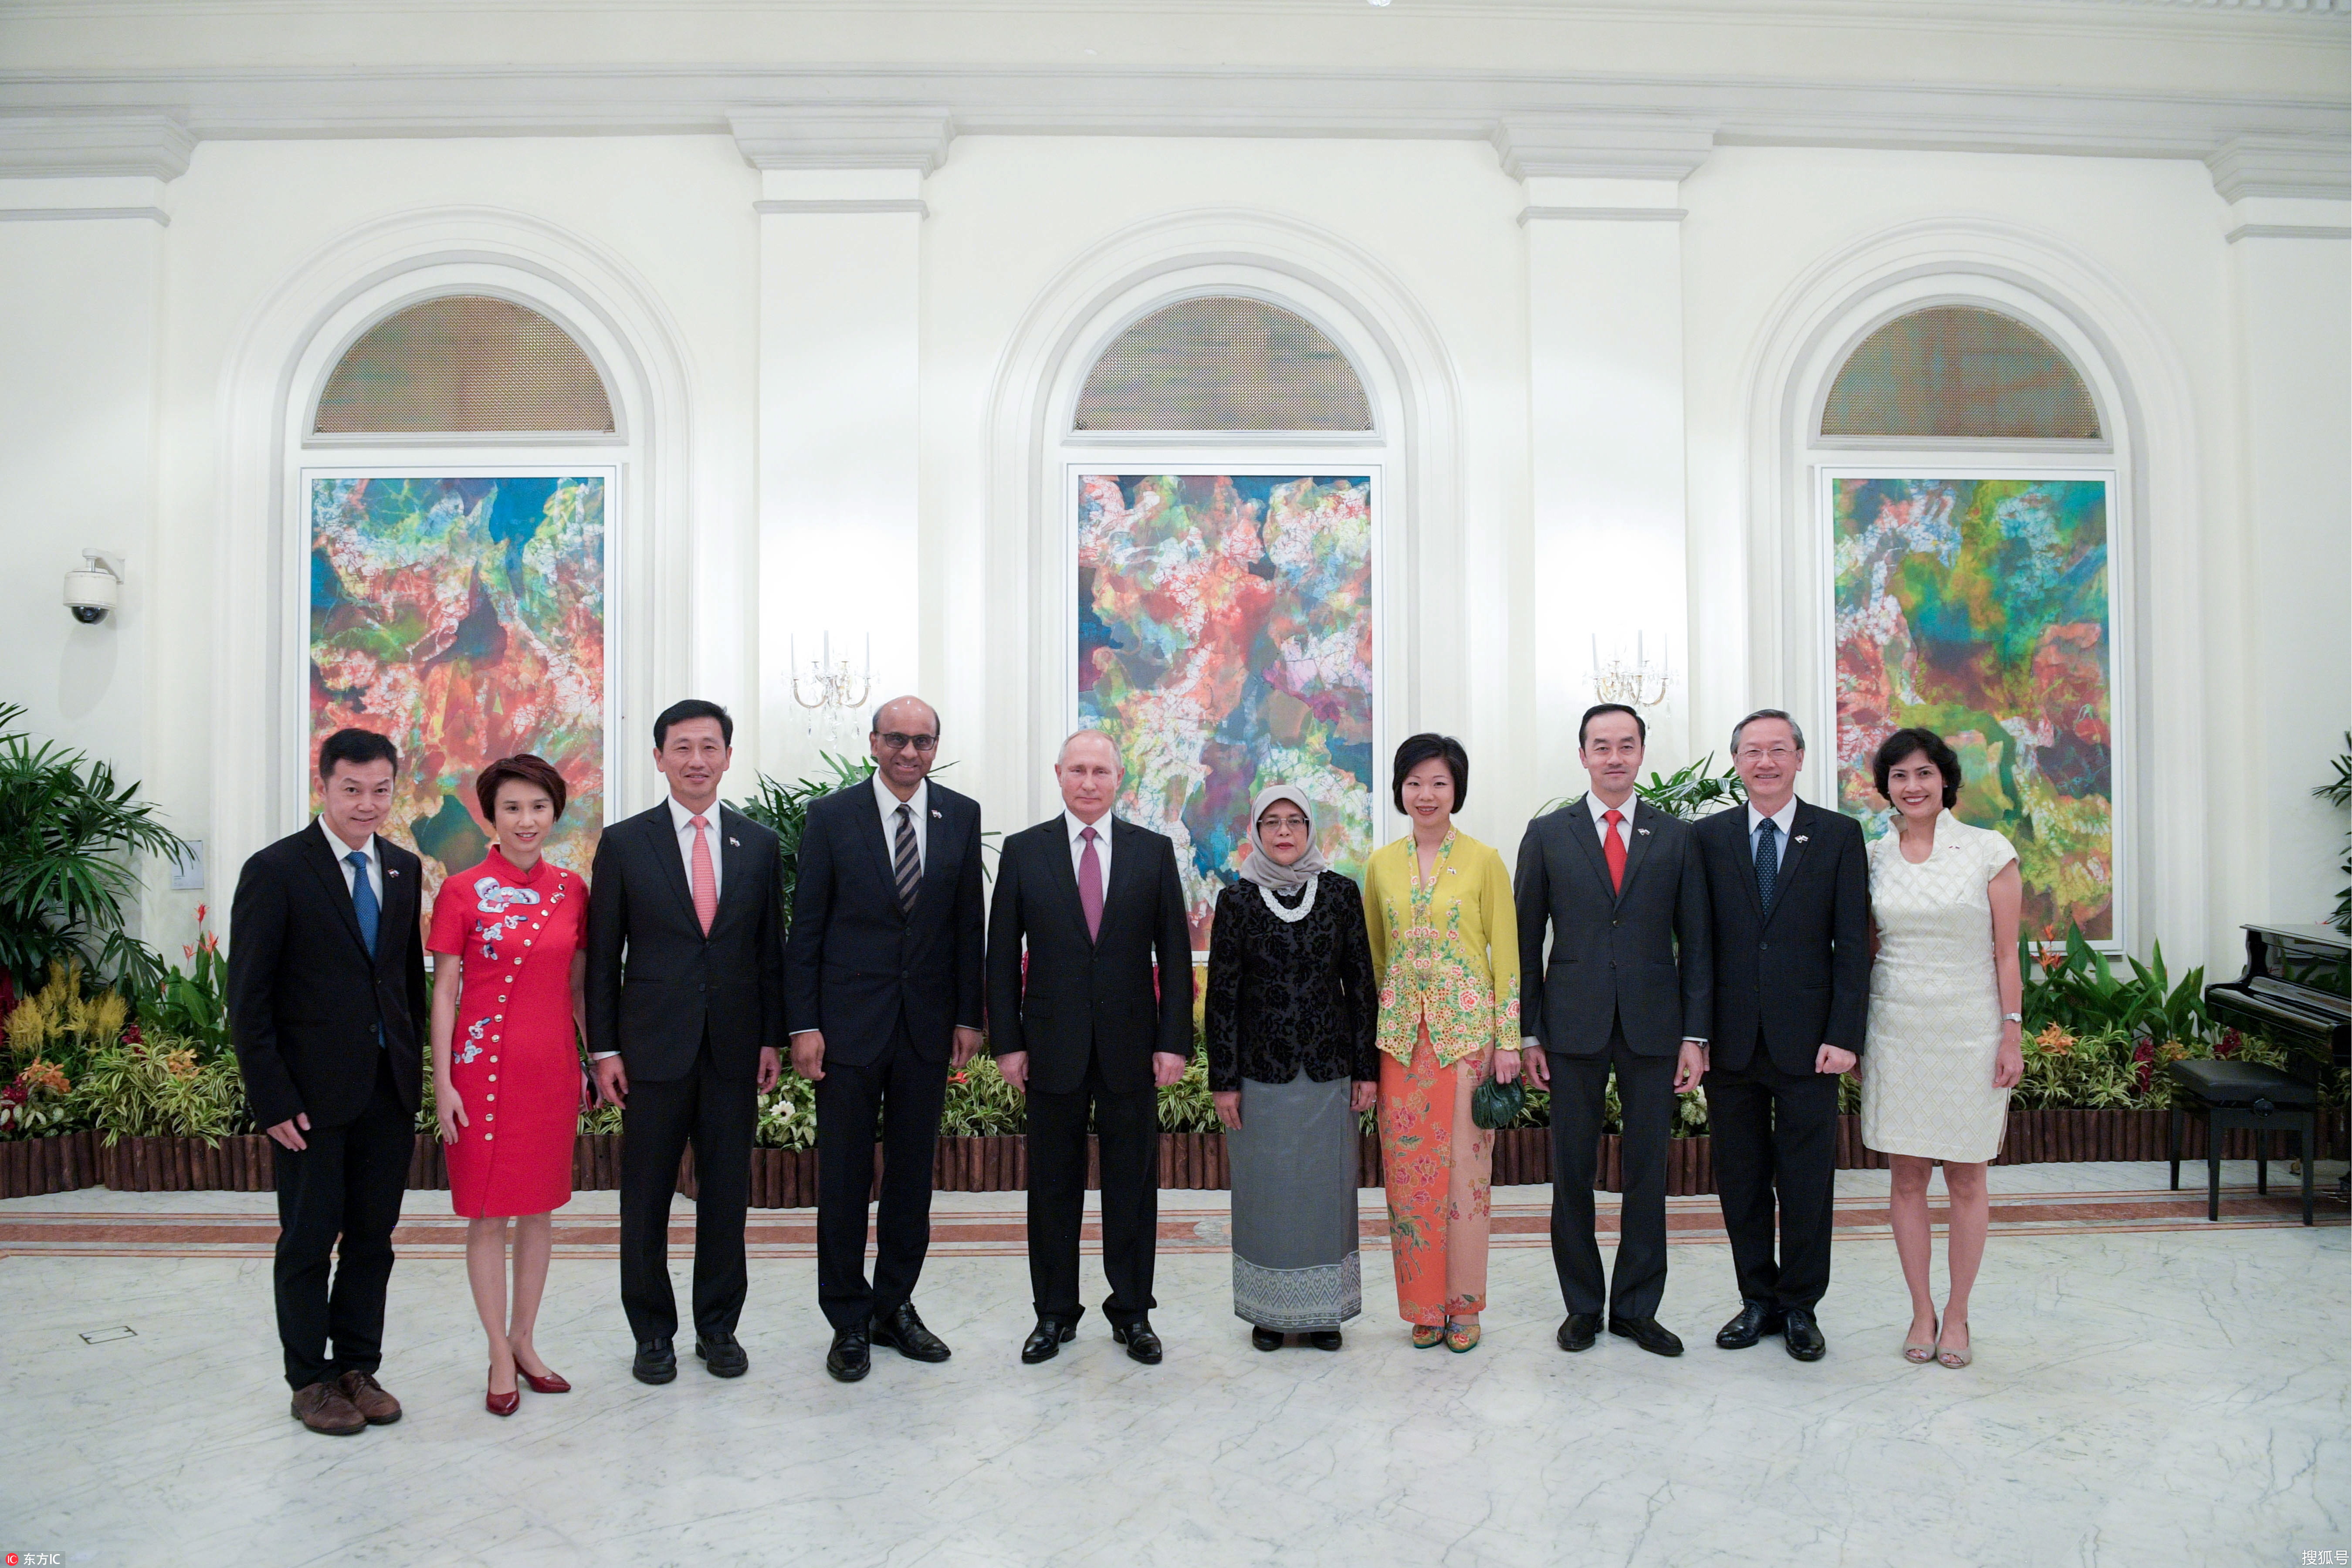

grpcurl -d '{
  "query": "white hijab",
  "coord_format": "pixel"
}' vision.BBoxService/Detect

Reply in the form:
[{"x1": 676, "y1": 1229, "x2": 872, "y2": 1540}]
[{"x1": 1236, "y1": 784, "x2": 1329, "y2": 896}]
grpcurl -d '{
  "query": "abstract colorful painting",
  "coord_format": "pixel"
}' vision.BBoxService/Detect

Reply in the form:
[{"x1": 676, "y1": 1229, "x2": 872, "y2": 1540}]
[
  {"x1": 1832, "y1": 475, "x2": 2113, "y2": 939},
  {"x1": 309, "y1": 474, "x2": 607, "y2": 908},
  {"x1": 1078, "y1": 474, "x2": 1375, "y2": 950}
]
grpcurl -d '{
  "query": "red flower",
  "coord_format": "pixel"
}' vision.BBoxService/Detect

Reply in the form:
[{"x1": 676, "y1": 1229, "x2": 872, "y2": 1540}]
[
  {"x1": 2217, "y1": 1028, "x2": 2242, "y2": 1058},
  {"x1": 122, "y1": 1021, "x2": 143, "y2": 1044},
  {"x1": 2131, "y1": 1037, "x2": 2155, "y2": 1095}
]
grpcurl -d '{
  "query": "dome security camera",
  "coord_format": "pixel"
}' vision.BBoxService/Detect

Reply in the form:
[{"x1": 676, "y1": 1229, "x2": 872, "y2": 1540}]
[{"x1": 64, "y1": 552, "x2": 122, "y2": 625}]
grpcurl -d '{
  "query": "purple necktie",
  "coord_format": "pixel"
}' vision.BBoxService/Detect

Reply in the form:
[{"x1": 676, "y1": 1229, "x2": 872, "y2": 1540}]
[{"x1": 1078, "y1": 825, "x2": 1104, "y2": 941}]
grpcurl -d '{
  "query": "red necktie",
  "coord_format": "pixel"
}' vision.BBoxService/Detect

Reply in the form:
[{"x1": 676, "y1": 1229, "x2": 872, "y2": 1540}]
[
  {"x1": 1602, "y1": 809, "x2": 1627, "y2": 894},
  {"x1": 689, "y1": 814, "x2": 718, "y2": 935}
]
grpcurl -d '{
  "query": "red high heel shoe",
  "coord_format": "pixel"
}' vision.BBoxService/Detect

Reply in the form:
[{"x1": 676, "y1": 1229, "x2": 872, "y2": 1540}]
[
  {"x1": 486, "y1": 1369, "x2": 520, "y2": 1417},
  {"x1": 518, "y1": 1366, "x2": 570, "y2": 1394}
]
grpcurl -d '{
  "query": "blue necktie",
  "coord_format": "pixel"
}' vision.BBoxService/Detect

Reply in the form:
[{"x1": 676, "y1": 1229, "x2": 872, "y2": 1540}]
[
  {"x1": 1754, "y1": 819, "x2": 1779, "y2": 913},
  {"x1": 347, "y1": 850, "x2": 380, "y2": 955}
]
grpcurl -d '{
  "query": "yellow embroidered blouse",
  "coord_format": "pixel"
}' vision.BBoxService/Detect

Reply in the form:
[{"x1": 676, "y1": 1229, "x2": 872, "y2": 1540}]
[{"x1": 1362, "y1": 827, "x2": 1522, "y2": 1069}]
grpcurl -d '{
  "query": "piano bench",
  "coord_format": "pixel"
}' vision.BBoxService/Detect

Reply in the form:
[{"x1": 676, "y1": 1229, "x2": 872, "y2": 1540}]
[{"x1": 2167, "y1": 1059, "x2": 2318, "y2": 1226}]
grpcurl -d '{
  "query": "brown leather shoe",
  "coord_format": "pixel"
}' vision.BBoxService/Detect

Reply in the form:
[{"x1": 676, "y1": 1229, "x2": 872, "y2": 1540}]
[
  {"x1": 290, "y1": 1381, "x2": 366, "y2": 1436},
  {"x1": 334, "y1": 1369, "x2": 402, "y2": 1425}
]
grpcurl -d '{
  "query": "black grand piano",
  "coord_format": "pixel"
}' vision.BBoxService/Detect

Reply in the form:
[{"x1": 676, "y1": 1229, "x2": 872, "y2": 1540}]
[{"x1": 2204, "y1": 922, "x2": 2350, "y2": 1200}]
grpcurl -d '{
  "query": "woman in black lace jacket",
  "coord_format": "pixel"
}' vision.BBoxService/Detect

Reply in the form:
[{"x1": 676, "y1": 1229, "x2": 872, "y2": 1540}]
[{"x1": 1205, "y1": 785, "x2": 1380, "y2": 1351}]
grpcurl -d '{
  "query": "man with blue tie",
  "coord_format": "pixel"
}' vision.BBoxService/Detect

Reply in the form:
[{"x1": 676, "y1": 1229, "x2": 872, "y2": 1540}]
[
  {"x1": 229, "y1": 728, "x2": 429, "y2": 1435},
  {"x1": 1693, "y1": 709, "x2": 1870, "y2": 1361}
]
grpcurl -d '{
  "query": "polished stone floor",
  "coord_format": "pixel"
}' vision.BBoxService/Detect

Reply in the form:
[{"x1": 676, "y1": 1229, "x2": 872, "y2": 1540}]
[{"x1": 2, "y1": 1162, "x2": 2343, "y2": 1568}]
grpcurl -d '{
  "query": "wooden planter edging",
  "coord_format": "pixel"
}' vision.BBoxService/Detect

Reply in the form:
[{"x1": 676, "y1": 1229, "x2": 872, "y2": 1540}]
[{"x1": 12, "y1": 1107, "x2": 2343, "y2": 1202}]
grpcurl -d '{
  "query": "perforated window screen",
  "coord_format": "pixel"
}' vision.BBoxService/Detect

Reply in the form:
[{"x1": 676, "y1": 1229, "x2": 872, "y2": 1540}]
[
  {"x1": 1821, "y1": 306, "x2": 2100, "y2": 440},
  {"x1": 314, "y1": 295, "x2": 616, "y2": 434},
  {"x1": 1074, "y1": 297, "x2": 1372, "y2": 431}
]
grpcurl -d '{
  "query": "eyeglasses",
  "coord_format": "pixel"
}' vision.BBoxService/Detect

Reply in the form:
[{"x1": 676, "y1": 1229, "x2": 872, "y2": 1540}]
[
  {"x1": 1258, "y1": 814, "x2": 1311, "y2": 832},
  {"x1": 1735, "y1": 745, "x2": 1798, "y2": 762},
  {"x1": 875, "y1": 732, "x2": 938, "y2": 754}
]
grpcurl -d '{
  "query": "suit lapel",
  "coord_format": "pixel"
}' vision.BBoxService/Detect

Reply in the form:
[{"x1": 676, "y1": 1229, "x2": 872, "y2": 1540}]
[
  {"x1": 917, "y1": 790, "x2": 959, "y2": 906},
  {"x1": 646, "y1": 803, "x2": 700, "y2": 931},
  {"x1": 1727, "y1": 809, "x2": 1766, "y2": 921},
  {"x1": 1615, "y1": 799, "x2": 1657, "y2": 904},
  {"x1": 1041, "y1": 815, "x2": 1091, "y2": 943},
  {"x1": 714, "y1": 804, "x2": 755, "y2": 931},
  {"x1": 1762, "y1": 802, "x2": 1816, "y2": 928},
  {"x1": 1564, "y1": 797, "x2": 1619, "y2": 903},
  {"x1": 374, "y1": 845, "x2": 415, "y2": 969},
  {"x1": 301, "y1": 824, "x2": 371, "y2": 958},
  {"x1": 1102, "y1": 819, "x2": 1149, "y2": 941}
]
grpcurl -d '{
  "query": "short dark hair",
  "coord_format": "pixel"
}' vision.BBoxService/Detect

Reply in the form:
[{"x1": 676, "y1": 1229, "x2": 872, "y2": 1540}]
[
  {"x1": 1578, "y1": 703, "x2": 1647, "y2": 748},
  {"x1": 1872, "y1": 726, "x2": 1962, "y2": 809},
  {"x1": 475, "y1": 754, "x2": 569, "y2": 823},
  {"x1": 653, "y1": 698, "x2": 733, "y2": 749},
  {"x1": 1391, "y1": 732, "x2": 1469, "y2": 813},
  {"x1": 318, "y1": 727, "x2": 398, "y2": 779}
]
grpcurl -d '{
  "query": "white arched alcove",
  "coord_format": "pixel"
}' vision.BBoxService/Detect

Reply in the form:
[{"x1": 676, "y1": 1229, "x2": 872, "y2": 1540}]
[
  {"x1": 1735, "y1": 217, "x2": 2206, "y2": 960},
  {"x1": 968, "y1": 209, "x2": 1466, "y2": 831},
  {"x1": 211, "y1": 206, "x2": 698, "y2": 883}
]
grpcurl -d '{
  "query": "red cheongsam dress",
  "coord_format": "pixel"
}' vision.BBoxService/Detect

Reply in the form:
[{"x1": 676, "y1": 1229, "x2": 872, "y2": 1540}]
[{"x1": 426, "y1": 849, "x2": 587, "y2": 1218}]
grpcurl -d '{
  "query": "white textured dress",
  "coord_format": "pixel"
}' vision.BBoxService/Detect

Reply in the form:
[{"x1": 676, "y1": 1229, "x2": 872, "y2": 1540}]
[{"x1": 1859, "y1": 812, "x2": 2019, "y2": 1162}]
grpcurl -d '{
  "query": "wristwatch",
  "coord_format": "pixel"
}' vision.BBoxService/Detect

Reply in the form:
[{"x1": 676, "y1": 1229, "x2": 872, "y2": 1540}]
[{"x1": 2001, "y1": 1012, "x2": 2023, "y2": 1023}]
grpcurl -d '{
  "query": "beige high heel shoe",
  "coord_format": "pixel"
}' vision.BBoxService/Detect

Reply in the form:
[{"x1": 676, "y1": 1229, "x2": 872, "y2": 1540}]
[
  {"x1": 1902, "y1": 1313, "x2": 1939, "y2": 1364},
  {"x1": 1934, "y1": 1320, "x2": 1972, "y2": 1369}
]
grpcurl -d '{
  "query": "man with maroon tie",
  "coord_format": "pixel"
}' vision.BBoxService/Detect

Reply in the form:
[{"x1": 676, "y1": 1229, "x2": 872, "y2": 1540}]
[{"x1": 986, "y1": 730, "x2": 1194, "y2": 1366}]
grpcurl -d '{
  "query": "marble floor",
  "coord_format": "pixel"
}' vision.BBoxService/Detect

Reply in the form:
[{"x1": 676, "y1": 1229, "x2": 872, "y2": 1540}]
[{"x1": 2, "y1": 1162, "x2": 2343, "y2": 1568}]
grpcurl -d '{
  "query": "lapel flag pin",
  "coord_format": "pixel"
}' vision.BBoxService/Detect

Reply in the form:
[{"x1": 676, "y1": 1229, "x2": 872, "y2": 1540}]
[
  {"x1": 932, "y1": 809, "x2": 942, "y2": 819},
  {"x1": 1795, "y1": 835, "x2": 1809, "y2": 844},
  {"x1": 729, "y1": 836, "x2": 741, "y2": 847},
  {"x1": 386, "y1": 867, "x2": 400, "y2": 877},
  {"x1": 1637, "y1": 827, "x2": 1651, "y2": 836}
]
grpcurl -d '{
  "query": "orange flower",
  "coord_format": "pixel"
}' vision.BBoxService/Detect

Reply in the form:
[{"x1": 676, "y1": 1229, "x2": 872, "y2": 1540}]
[{"x1": 2033, "y1": 1024, "x2": 2074, "y2": 1056}]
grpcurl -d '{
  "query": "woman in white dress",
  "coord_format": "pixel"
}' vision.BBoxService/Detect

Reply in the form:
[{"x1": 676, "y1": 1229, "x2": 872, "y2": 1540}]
[{"x1": 1858, "y1": 728, "x2": 2025, "y2": 1370}]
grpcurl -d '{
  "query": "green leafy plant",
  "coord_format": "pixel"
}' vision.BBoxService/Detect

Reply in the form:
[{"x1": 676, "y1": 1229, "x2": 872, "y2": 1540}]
[
  {"x1": 68, "y1": 1034, "x2": 252, "y2": 1145},
  {"x1": 732, "y1": 753, "x2": 878, "y2": 927},
  {"x1": 2318, "y1": 731, "x2": 2351, "y2": 936},
  {"x1": 0, "y1": 702, "x2": 191, "y2": 993},
  {"x1": 138, "y1": 903, "x2": 232, "y2": 1058},
  {"x1": 1537, "y1": 753, "x2": 1746, "y2": 823},
  {"x1": 4, "y1": 958, "x2": 131, "y2": 1082},
  {"x1": 2020, "y1": 921, "x2": 2210, "y2": 1046},
  {"x1": 937, "y1": 1053, "x2": 1026, "y2": 1138}
]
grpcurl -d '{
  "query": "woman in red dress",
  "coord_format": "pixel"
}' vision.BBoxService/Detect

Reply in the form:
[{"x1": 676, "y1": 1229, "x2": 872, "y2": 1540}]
[{"x1": 427, "y1": 754, "x2": 590, "y2": 1415}]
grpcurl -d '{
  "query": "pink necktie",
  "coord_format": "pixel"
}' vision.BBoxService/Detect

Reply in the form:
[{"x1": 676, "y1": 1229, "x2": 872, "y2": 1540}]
[
  {"x1": 1078, "y1": 825, "x2": 1104, "y2": 941},
  {"x1": 689, "y1": 814, "x2": 718, "y2": 935}
]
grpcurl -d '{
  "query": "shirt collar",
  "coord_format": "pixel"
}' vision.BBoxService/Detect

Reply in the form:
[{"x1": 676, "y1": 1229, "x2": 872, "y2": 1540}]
[
  {"x1": 1747, "y1": 796, "x2": 1801, "y2": 836},
  {"x1": 316, "y1": 818, "x2": 378, "y2": 864},
  {"x1": 874, "y1": 772, "x2": 928, "y2": 820},
  {"x1": 1587, "y1": 792, "x2": 1636, "y2": 825},
  {"x1": 667, "y1": 795, "x2": 719, "y2": 833},
  {"x1": 1065, "y1": 809, "x2": 1113, "y2": 845}
]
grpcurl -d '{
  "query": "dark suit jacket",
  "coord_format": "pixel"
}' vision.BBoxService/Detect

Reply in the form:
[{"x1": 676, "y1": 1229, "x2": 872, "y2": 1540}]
[
  {"x1": 1514, "y1": 796, "x2": 1712, "y2": 1058},
  {"x1": 227, "y1": 823, "x2": 427, "y2": 1129},
  {"x1": 1694, "y1": 799, "x2": 1870, "y2": 1074},
  {"x1": 783, "y1": 779, "x2": 985, "y2": 1066},
  {"x1": 985, "y1": 815, "x2": 1193, "y2": 1097},
  {"x1": 584, "y1": 800, "x2": 786, "y2": 1083}
]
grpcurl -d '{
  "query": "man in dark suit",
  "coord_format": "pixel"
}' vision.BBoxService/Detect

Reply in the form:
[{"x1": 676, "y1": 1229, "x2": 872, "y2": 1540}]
[
  {"x1": 785, "y1": 696, "x2": 986, "y2": 1383},
  {"x1": 987, "y1": 728, "x2": 1193, "y2": 1366},
  {"x1": 1695, "y1": 709, "x2": 1867, "y2": 1361},
  {"x1": 228, "y1": 727, "x2": 427, "y2": 1436},
  {"x1": 1515, "y1": 702, "x2": 1712, "y2": 1358},
  {"x1": 586, "y1": 698, "x2": 786, "y2": 1386}
]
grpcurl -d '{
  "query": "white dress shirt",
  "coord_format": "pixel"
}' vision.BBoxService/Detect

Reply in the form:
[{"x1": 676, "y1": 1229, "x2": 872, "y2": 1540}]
[
  {"x1": 1065, "y1": 809, "x2": 1114, "y2": 890},
  {"x1": 666, "y1": 794, "x2": 723, "y2": 901},
  {"x1": 876, "y1": 773, "x2": 929, "y2": 874},
  {"x1": 317, "y1": 819, "x2": 383, "y2": 904},
  {"x1": 1585, "y1": 791, "x2": 1637, "y2": 848},
  {"x1": 1746, "y1": 796, "x2": 1800, "y2": 871}
]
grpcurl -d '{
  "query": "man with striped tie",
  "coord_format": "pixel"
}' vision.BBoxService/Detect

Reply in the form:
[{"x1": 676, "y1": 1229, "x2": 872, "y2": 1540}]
[{"x1": 785, "y1": 696, "x2": 987, "y2": 1383}]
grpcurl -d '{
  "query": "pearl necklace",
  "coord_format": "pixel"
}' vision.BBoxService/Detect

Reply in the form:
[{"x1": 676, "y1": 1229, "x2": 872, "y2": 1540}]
[{"x1": 1257, "y1": 874, "x2": 1318, "y2": 924}]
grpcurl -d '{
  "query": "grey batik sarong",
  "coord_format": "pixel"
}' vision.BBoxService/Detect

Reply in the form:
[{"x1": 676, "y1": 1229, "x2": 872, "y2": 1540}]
[{"x1": 1227, "y1": 1074, "x2": 1362, "y2": 1331}]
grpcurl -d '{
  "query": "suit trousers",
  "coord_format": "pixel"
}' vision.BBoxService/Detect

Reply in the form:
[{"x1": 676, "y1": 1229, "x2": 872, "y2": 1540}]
[
  {"x1": 813, "y1": 1018, "x2": 950, "y2": 1330},
  {"x1": 1548, "y1": 1024, "x2": 1678, "y2": 1319},
  {"x1": 1025, "y1": 1053, "x2": 1159, "y2": 1327},
  {"x1": 271, "y1": 1049, "x2": 412, "y2": 1389},
  {"x1": 1705, "y1": 1045, "x2": 1840, "y2": 1311},
  {"x1": 619, "y1": 1031, "x2": 756, "y2": 1344}
]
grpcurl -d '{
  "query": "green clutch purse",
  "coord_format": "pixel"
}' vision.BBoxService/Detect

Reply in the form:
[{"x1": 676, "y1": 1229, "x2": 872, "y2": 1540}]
[{"x1": 1470, "y1": 1074, "x2": 1525, "y2": 1131}]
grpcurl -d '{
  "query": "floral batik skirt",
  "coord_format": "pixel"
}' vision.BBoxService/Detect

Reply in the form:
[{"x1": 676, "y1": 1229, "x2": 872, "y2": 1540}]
[{"x1": 1378, "y1": 1022, "x2": 1494, "y2": 1324}]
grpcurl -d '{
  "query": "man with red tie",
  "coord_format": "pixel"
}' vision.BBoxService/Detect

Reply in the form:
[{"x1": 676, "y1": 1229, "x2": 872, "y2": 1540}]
[
  {"x1": 986, "y1": 730, "x2": 1194, "y2": 1367},
  {"x1": 1512, "y1": 703, "x2": 1712, "y2": 1358},
  {"x1": 586, "y1": 700, "x2": 786, "y2": 1387}
]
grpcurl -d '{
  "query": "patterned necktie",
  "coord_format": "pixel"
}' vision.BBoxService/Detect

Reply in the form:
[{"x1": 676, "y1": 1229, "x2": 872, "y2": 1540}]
[
  {"x1": 1754, "y1": 817, "x2": 1780, "y2": 913},
  {"x1": 346, "y1": 850, "x2": 380, "y2": 955},
  {"x1": 1601, "y1": 809, "x2": 1627, "y2": 894},
  {"x1": 688, "y1": 814, "x2": 718, "y2": 936},
  {"x1": 893, "y1": 803, "x2": 921, "y2": 914},
  {"x1": 1078, "y1": 825, "x2": 1104, "y2": 941}
]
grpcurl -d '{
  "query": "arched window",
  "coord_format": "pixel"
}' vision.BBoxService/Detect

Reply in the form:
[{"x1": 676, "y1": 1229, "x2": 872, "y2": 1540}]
[
  {"x1": 1821, "y1": 305, "x2": 2100, "y2": 441},
  {"x1": 1074, "y1": 295, "x2": 1372, "y2": 432},
  {"x1": 313, "y1": 294, "x2": 615, "y2": 435}
]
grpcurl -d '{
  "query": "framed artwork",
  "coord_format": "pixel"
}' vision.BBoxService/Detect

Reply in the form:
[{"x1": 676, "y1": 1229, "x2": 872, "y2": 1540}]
[
  {"x1": 1829, "y1": 472, "x2": 2116, "y2": 941},
  {"x1": 1075, "y1": 472, "x2": 1376, "y2": 950},
  {"x1": 305, "y1": 471, "x2": 610, "y2": 908}
]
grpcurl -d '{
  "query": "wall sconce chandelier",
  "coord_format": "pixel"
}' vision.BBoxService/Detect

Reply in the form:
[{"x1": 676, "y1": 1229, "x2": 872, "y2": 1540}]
[
  {"x1": 789, "y1": 632, "x2": 874, "y2": 740},
  {"x1": 1590, "y1": 632, "x2": 1672, "y2": 708}
]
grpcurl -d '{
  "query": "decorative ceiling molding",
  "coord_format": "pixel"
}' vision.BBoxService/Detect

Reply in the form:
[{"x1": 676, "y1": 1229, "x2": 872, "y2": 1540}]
[
  {"x1": 0, "y1": 67, "x2": 2341, "y2": 193},
  {"x1": 0, "y1": 112, "x2": 192, "y2": 179}
]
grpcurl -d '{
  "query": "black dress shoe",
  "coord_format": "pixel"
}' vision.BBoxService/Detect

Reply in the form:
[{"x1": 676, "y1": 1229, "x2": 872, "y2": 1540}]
[
  {"x1": 632, "y1": 1337, "x2": 677, "y2": 1385},
  {"x1": 825, "y1": 1328, "x2": 871, "y2": 1383},
  {"x1": 1783, "y1": 1307, "x2": 1826, "y2": 1362},
  {"x1": 1111, "y1": 1318, "x2": 1163, "y2": 1365},
  {"x1": 1251, "y1": 1326, "x2": 1284, "y2": 1351},
  {"x1": 1608, "y1": 1315, "x2": 1685, "y2": 1357},
  {"x1": 1556, "y1": 1312, "x2": 1601, "y2": 1352},
  {"x1": 1307, "y1": 1330, "x2": 1343, "y2": 1352},
  {"x1": 1715, "y1": 1299, "x2": 1787, "y2": 1350},
  {"x1": 1021, "y1": 1316, "x2": 1077, "y2": 1365},
  {"x1": 695, "y1": 1331, "x2": 749, "y2": 1378},
  {"x1": 869, "y1": 1302, "x2": 952, "y2": 1363}
]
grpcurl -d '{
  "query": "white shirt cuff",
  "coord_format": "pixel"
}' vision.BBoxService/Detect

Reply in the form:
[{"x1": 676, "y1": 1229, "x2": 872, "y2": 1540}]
[{"x1": 590, "y1": 1051, "x2": 619, "y2": 1060}]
